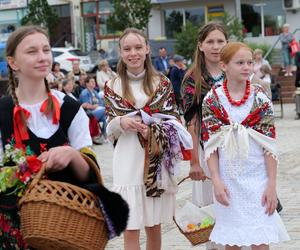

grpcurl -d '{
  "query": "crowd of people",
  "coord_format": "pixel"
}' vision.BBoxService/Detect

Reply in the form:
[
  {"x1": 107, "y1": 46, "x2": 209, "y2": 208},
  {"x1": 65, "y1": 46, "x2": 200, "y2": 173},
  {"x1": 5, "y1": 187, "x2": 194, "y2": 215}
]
[{"x1": 0, "y1": 22, "x2": 292, "y2": 250}]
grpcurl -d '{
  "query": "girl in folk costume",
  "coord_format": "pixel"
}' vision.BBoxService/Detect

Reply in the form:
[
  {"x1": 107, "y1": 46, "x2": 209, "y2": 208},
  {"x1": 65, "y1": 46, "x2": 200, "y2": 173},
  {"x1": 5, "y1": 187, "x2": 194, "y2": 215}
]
[
  {"x1": 181, "y1": 22, "x2": 228, "y2": 250},
  {"x1": 0, "y1": 26, "x2": 99, "y2": 249},
  {"x1": 104, "y1": 28, "x2": 192, "y2": 250},
  {"x1": 202, "y1": 42, "x2": 290, "y2": 248}
]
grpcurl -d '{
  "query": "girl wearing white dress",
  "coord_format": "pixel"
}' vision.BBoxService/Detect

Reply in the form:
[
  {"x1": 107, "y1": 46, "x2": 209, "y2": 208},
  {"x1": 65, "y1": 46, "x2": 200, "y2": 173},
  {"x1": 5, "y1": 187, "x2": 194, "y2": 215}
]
[
  {"x1": 202, "y1": 42, "x2": 290, "y2": 249},
  {"x1": 104, "y1": 28, "x2": 192, "y2": 250}
]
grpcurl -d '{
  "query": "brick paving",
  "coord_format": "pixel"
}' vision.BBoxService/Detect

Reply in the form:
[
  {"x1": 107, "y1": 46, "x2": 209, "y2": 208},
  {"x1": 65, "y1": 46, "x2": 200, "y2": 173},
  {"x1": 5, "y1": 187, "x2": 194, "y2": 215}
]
[{"x1": 94, "y1": 103, "x2": 300, "y2": 250}]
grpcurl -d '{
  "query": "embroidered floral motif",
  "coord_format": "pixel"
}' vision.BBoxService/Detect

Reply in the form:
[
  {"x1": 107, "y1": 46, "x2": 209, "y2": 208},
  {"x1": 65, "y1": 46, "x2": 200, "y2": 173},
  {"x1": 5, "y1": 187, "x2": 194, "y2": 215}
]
[{"x1": 202, "y1": 85, "x2": 276, "y2": 142}]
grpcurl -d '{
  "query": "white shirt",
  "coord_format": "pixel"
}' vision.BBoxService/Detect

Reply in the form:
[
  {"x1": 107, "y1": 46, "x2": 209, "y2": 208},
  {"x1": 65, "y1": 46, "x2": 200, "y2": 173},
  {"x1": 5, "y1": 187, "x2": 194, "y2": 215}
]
[{"x1": 0, "y1": 90, "x2": 92, "y2": 163}]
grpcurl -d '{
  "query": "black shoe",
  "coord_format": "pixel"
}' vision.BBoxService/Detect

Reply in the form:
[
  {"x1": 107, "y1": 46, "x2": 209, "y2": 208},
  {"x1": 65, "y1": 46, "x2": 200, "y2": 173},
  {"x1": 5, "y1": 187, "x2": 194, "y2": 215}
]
[
  {"x1": 92, "y1": 136, "x2": 103, "y2": 145},
  {"x1": 276, "y1": 198, "x2": 283, "y2": 213}
]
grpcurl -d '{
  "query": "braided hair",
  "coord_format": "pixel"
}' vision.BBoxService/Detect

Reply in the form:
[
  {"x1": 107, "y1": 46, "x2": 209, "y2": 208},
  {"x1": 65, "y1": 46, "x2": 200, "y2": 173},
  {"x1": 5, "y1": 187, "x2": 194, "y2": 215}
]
[{"x1": 6, "y1": 25, "x2": 54, "y2": 124}]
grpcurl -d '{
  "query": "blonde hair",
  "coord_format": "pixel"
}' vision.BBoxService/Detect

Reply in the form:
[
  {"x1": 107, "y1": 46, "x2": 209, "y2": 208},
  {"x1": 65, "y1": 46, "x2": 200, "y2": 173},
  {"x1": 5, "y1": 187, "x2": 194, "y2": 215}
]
[
  {"x1": 183, "y1": 22, "x2": 228, "y2": 102},
  {"x1": 98, "y1": 59, "x2": 109, "y2": 69},
  {"x1": 117, "y1": 28, "x2": 158, "y2": 105},
  {"x1": 220, "y1": 42, "x2": 253, "y2": 64},
  {"x1": 253, "y1": 48, "x2": 263, "y2": 57}
]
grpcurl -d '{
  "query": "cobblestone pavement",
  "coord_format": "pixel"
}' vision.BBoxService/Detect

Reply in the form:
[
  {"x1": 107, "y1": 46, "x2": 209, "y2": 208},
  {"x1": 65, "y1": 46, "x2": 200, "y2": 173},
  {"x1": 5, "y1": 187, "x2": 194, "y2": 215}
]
[{"x1": 94, "y1": 104, "x2": 300, "y2": 250}]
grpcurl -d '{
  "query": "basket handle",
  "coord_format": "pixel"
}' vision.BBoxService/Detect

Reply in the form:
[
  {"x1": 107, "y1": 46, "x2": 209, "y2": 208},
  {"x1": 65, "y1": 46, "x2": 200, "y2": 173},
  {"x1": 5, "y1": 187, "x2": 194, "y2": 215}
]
[
  {"x1": 28, "y1": 164, "x2": 47, "y2": 191},
  {"x1": 28, "y1": 153, "x2": 103, "y2": 191},
  {"x1": 80, "y1": 153, "x2": 103, "y2": 186},
  {"x1": 177, "y1": 175, "x2": 211, "y2": 186}
]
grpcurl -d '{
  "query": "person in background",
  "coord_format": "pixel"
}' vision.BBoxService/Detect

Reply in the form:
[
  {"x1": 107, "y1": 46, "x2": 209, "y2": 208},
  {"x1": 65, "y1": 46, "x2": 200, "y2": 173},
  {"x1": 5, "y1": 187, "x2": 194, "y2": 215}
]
[
  {"x1": 279, "y1": 24, "x2": 293, "y2": 77},
  {"x1": 154, "y1": 47, "x2": 170, "y2": 75},
  {"x1": 68, "y1": 60, "x2": 86, "y2": 84},
  {"x1": 169, "y1": 55, "x2": 186, "y2": 113},
  {"x1": 80, "y1": 77, "x2": 107, "y2": 141},
  {"x1": 294, "y1": 50, "x2": 300, "y2": 87},
  {"x1": 62, "y1": 77, "x2": 77, "y2": 100},
  {"x1": 73, "y1": 72, "x2": 87, "y2": 99},
  {"x1": 47, "y1": 62, "x2": 65, "y2": 90},
  {"x1": 253, "y1": 49, "x2": 271, "y2": 79},
  {"x1": 99, "y1": 48, "x2": 108, "y2": 59},
  {"x1": 96, "y1": 59, "x2": 117, "y2": 91}
]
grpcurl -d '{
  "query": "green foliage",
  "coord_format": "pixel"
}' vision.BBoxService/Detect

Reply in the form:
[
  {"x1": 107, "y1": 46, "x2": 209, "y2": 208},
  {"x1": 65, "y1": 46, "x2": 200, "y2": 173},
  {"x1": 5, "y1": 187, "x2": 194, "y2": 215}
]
[
  {"x1": 174, "y1": 21, "x2": 199, "y2": 61},
  {"x1": 108, "y1": 0, "x2": 152, "y2": 32},
  {"x1": 174, "y1": 12, "x2": 246, "y2": 60},
  {"x1": 209, "y1": 12, "x2": 245, "y2": 42},
  {"x1": 21, "y1": 0, "x2": 59, "y2": 33},
  {"x1": 247, "y1": 42, "x2": 273, "y2": 63}
]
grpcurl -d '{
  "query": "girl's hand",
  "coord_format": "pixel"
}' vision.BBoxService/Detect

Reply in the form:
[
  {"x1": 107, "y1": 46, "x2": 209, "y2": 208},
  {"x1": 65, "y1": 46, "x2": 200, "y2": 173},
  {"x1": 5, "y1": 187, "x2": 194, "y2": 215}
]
[
  {"x1": 262, "y1": 184, "x2": 277, "y2": 215},
  {"x1": 120, "y1": 117, "x2": 141, "y2": 132},
  {"x1": 136, "y1": 123, "x2": 149, "y2": 140},
  {"x1": 212, "y1": 178, "x2": 230, "y2": 206},
  {"x1": 189, "y1": 163, "x2": 206, "y2": 181},
  {"x1": 38, "y1": 146, "x2": 75, "y2": 172}
]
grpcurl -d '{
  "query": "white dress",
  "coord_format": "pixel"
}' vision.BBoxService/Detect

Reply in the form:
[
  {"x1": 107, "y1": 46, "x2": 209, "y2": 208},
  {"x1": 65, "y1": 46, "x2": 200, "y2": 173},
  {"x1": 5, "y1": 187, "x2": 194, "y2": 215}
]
[
  {"x1": 106, "y1": 71, "x2": 175, "y2": 230},
  {"x1": 209, "y1": 87, "x2": 290, "y2": 246}
]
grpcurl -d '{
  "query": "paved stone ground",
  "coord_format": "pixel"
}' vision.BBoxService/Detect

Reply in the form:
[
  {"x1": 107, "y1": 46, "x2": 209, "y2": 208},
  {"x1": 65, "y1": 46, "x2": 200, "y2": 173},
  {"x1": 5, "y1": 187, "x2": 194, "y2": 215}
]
[{"x1": 94, "y1": 103, "x2": 300, "y2": 250}]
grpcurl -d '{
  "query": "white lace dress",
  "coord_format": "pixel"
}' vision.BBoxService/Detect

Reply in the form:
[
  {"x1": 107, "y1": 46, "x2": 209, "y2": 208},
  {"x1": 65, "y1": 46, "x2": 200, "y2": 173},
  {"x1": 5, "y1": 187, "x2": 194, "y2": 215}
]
[{"x1": 209, "y1": 87, "x2": 290, "y2": 246}]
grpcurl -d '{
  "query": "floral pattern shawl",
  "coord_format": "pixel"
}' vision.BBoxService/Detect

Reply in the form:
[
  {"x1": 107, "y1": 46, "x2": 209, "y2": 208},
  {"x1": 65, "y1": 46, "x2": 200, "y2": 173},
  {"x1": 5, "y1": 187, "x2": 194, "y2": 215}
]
[
  {"x1": 104, "y1": 75, "x2": 184, "y2": 197},
  {"x1": 202, "y1": 85, "x2": 277, "y2": 162}
]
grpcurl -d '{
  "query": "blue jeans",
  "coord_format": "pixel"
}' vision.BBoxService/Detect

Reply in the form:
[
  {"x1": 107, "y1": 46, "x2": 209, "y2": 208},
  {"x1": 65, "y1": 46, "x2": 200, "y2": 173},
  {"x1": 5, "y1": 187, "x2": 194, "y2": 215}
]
[
  {"x1": 90, "y1": 106, "x2": 107, "y2": 136},
  {"x1": 282, "y1": 48, "x2": 292, "y2": 67}
]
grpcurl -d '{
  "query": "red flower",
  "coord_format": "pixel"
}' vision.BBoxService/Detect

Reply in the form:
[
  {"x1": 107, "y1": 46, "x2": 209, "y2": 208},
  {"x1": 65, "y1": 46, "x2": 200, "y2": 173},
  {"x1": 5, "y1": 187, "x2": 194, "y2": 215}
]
[
  {"x1": 26, "y1": 156, "x2": 42, "y2": 174},
  {"x1": 0, "y1": 214, "x2": 11, "y2": 233},
  {"x1": 17, "y1": 170, "x2": 31, "y2": 183}
]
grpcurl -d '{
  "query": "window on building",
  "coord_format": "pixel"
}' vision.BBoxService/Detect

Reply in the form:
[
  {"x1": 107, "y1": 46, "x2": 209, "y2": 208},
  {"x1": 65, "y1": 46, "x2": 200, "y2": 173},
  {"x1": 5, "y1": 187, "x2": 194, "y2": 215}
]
[
  {"x1": 52, "y1": 4, "x2": 70, "y2": 17},
  {"x1": 82, "y1": 1, "x2": 97, "y2": 15},
  {"x1": 99, "y1": 14, "x2": 114, "y2": 36},
  {"x1": 164, "y1": 7, "x2": 205, "y2": 39},
  {"x1": 99, "y1": 0, "x2": 114, "y2": 14},
  {"x1": 242, "y1": 0, "x2": 285, "y2": 37}
]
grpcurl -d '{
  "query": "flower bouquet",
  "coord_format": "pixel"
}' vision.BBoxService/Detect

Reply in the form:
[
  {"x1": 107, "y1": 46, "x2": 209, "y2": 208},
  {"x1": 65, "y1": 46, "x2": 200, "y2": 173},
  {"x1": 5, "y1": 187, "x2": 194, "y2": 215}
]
[{"x1": 0, "y1": 142, "x2": 42, "y2": 197}]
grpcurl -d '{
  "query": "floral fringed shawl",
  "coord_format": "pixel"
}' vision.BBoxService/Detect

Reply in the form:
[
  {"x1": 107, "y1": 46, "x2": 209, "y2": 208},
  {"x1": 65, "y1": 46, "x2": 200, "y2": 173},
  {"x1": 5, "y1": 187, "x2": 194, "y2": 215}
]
[
  {"x1": 105, "y1": 75, "x2": 192, "y2": 197},
  {"x1": 202, "y1": 85, "x2": 277, "y2": 164}
]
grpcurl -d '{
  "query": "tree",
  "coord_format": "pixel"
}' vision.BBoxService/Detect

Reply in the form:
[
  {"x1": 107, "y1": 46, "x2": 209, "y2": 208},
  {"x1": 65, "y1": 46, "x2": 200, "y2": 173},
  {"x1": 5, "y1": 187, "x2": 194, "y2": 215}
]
[
  {"x1": 108, "y1": 0, "x2": 152, "y2": 32},
  {"x1": 174, "y1": 21, "x2": 199, "y2": 61},
  {"x1": 209, "y1": 12, "x2": 245, "y2": 41},
  {"x1": 21, "y1": 0, "x2": 58, "y2": 34}
]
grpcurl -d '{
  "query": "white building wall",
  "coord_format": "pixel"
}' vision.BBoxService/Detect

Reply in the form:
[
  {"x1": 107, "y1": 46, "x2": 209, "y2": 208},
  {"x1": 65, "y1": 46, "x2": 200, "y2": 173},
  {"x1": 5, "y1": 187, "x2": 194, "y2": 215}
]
[{"x1": 148, "y1": 8, "x2": 163, "y2": 39}]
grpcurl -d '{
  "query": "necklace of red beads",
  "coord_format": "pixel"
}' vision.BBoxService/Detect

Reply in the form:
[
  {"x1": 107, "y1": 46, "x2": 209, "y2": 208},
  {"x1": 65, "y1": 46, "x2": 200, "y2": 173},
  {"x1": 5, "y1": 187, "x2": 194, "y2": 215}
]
[{"x1": 223, "y1": 79, "x2": 251, "y2": 106}]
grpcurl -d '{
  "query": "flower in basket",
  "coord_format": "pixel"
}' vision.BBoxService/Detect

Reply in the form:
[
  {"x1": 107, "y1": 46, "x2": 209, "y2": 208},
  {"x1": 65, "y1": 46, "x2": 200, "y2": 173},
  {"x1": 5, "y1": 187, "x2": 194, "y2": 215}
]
[{"x1": 0, "y1": 142, "x2": 42, "y2": 197}]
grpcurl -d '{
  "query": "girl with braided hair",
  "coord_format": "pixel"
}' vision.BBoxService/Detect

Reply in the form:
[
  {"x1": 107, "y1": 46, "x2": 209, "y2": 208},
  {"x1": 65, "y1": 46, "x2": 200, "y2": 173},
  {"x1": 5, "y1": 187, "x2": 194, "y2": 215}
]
[{"x1": 0, "y1": 26, "x2": 99, "y2": 249}]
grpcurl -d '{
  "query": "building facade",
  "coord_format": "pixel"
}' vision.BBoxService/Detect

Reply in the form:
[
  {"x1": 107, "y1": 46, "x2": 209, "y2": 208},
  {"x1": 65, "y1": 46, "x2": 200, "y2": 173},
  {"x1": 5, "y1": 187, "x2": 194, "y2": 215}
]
[{"x1": 0, "y1": 0, "x2": 300, "y2": 51}]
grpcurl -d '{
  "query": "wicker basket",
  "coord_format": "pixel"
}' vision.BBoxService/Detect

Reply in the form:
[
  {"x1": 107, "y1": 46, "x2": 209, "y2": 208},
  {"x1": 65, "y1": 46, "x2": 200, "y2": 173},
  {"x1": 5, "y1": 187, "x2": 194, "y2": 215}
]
[
  {"x1": 174, "y1": 176, "x2": 214, "y2": 246},
  {"x1": 18, "y1": 154, "x2": 108, "y2": 250}
]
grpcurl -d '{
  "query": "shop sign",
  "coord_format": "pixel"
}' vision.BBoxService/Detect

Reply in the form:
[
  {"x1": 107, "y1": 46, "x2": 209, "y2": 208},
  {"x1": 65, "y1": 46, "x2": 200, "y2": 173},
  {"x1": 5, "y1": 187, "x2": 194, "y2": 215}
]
[{"x1": 0, "y1": 0, "x2": 27, "y2": 10}]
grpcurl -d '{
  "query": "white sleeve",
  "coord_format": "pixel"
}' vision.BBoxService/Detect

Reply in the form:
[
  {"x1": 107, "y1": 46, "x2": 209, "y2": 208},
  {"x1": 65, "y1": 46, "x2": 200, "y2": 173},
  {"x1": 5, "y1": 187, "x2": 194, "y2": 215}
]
[
  {"x1": 68, "y1": 106, "x2": 93, "y2": 150},
  {"x1": 106, "y1": 116, "x2": 124, "y2": 142}
]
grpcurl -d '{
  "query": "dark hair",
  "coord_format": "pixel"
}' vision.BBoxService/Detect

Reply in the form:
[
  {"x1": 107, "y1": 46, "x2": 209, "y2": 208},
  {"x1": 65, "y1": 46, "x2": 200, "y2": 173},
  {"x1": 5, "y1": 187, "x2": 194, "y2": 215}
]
[
  {"x1": 183, "y1": 22, "x2": 228, "y2": 102},
  {"x1": 52, "y1": 62, "x2": 60, "y2": 71},
  {"x1": 6, "y1": 25, "x2": 54, "y2": 121},
  {"x1": 116, "y1": 27, "x2": 158, "y2": 105}
]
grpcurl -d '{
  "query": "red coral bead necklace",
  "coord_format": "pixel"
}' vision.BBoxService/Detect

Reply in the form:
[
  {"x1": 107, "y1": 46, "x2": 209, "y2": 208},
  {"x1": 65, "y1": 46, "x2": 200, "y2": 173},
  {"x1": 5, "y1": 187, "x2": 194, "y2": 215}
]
[{"x1": 223, "y1": 79, "x2": 251, "y2": 106}]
